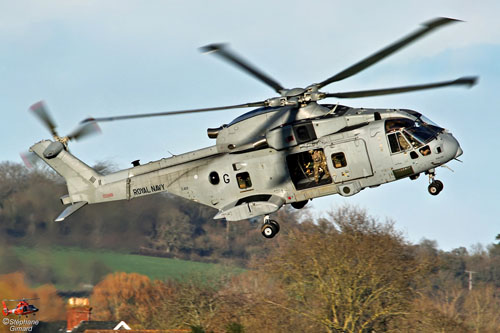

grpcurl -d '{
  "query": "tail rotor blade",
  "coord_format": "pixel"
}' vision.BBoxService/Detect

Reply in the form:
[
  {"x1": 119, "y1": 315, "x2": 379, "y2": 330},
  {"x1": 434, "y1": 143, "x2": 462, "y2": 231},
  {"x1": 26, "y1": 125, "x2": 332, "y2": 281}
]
[
  {"x1": 29, "y1": 101, "x2": 58, "y2": 137},
  {"x1": 67, "y1": 120, "x2": 102, "y2": 141},
  {"x1": 20, "y1": 151, "x2": 40, "y2": 169}
]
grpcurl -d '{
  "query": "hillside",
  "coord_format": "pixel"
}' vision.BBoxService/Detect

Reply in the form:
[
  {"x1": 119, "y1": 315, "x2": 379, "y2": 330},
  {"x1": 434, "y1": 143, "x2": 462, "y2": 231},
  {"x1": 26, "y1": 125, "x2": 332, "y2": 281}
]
[{"x1": 11, "y1": 246, "x2": 244, "y2": 290}]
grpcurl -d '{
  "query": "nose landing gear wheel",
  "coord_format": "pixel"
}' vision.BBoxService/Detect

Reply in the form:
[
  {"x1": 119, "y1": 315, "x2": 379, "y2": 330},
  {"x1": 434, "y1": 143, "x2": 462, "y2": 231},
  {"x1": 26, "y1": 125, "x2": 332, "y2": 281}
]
[
  {"x1": 428, "y1": 180, "x2": 444, "y2": 195},
  {"x1": 261, "y1": 217, "x2": 280, "y2": 238}
]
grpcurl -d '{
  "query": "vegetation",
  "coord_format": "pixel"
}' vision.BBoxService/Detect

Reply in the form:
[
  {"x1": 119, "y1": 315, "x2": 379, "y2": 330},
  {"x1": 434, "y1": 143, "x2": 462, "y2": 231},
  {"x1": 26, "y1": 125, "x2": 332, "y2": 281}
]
[
  {"x1": 84, "y1": 208, "x2": 500, "y2": 332},
  {"x1": 1, "y1": 161, "x2": 500, "y2": 332}
]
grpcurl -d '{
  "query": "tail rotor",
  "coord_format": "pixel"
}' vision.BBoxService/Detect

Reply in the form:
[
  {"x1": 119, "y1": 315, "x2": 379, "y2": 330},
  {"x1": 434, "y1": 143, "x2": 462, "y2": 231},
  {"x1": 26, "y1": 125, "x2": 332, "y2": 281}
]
[
  {"x1": 23, "y1": 101, "x2": 101, "y2": 168},
  {"x1": 29, "y1": 101, "x2": 101, "y2": 146}
]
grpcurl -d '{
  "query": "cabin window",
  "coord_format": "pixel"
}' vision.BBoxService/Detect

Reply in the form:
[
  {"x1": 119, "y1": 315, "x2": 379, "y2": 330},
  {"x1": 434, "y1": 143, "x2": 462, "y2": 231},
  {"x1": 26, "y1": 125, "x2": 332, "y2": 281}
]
[
  {"x1": 236, "y1": 172, "x2": 252, "y2": 189},
  {"x1": 331, "y1": 152, "x2": 347, "y2": 168}
]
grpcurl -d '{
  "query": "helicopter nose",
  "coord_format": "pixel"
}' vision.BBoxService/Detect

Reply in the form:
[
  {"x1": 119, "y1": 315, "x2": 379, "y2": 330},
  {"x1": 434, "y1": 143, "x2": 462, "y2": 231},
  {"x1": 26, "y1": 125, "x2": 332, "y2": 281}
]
[{"x1": 440, "y1": 133, "x2": 460, "y2": 160}]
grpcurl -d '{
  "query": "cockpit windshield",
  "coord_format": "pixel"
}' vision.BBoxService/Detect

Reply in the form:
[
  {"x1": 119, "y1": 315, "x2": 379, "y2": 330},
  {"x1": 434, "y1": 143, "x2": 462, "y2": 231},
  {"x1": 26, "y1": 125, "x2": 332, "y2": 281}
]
[
  {"x1": 404, "y1": 125, "x2": 438, "y2": 144},
  {"x1": 416, "y1": 115, "x2": 444, "y2": 135},
  {"x1": 419, "y1": 115, "x2": 440, "y2": 128},
  {"x1": 385, "y1": 118, "x2": 442, "y2": 145}
]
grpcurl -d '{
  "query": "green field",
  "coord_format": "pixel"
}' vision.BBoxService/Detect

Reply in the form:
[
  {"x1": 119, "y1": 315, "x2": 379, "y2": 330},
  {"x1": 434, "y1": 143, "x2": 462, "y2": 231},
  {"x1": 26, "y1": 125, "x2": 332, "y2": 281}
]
[{"x1": 13, "y1": 246, "x2": 244, "y2": 290}]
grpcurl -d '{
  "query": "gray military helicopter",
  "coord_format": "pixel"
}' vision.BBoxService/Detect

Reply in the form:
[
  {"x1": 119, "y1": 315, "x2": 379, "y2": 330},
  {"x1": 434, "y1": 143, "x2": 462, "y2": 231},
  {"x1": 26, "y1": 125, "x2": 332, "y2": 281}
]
[{"x1": 29, "y1": 17, "x2": 476, "y2": 238}]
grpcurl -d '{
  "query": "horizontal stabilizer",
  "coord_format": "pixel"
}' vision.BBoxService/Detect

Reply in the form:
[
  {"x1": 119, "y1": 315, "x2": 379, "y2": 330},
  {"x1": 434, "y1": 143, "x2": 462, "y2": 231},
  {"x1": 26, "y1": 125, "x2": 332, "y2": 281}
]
[{"x1": 55, "y1": 202, "x2": 87, "y2": 222}]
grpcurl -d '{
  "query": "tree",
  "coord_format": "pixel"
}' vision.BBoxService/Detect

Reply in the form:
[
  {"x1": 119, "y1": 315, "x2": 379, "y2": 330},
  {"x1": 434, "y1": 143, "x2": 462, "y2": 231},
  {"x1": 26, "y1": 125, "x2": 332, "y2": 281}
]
[
  {"x1": 397, "y1": 286, "x2": 468, "y2": 332},
  {"x1": 260, "y1": 206, "x2": 429, "y2": 333},
  {"x1": 463, "y1": 284, "x2": 500, "y2": 333},
  {"x1": 91, "y1": 272, "x2": 154, "y2": 322}
]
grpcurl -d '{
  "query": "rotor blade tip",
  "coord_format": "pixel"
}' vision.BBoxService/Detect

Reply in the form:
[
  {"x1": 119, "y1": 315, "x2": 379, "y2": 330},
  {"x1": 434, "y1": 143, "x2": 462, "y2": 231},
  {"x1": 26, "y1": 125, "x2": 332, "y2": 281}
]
[
  {"x1": 80, "y1": 117, "x2": 95, "y2": 124},
  {"x1": 29, "y1": 100, "x2": 45, "y2": 111},
  {"x1": 458, "y1": 76, "x2": 479, "y2": 87},
  {"x1": 424, "y1": 17, "x2": 462, "y2": 28},
  {"x1": 200, "y1": 43, "x2": 225, "y2": 54},
  {"x1": 468, "y1": 76, "x2": 479, "y2": 86}
]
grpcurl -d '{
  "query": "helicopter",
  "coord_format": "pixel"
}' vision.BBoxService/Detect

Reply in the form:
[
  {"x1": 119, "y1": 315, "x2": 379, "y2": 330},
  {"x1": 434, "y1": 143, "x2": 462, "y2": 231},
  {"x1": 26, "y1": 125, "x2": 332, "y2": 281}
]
[
  {"x1": 28, "y1": 17, "x2": 476, "y2": 238},
  {"x1": 2, "y1": 298, "x2": 39, "y2": 317}
]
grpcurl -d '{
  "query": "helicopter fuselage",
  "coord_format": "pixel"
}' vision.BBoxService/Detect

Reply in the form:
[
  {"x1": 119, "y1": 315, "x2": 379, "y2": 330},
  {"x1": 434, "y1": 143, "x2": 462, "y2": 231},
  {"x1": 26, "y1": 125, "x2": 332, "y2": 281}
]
[{"x1": 30, "y1": 103, "x2": 461, "y2": 223}]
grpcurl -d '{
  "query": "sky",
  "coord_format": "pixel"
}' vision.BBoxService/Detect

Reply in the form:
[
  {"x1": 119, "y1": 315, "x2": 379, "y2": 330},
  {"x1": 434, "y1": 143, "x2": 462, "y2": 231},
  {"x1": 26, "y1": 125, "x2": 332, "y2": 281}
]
[{"x1": 1, "y1": 0, "x2": 499, "y2": 251}]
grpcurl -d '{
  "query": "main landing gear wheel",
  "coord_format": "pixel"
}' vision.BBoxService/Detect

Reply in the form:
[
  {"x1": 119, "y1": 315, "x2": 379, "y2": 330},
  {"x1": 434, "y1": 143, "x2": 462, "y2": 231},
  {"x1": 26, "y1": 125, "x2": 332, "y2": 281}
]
[{"x1": 261, "y1": 216, "x2": 280, "y2": 238}]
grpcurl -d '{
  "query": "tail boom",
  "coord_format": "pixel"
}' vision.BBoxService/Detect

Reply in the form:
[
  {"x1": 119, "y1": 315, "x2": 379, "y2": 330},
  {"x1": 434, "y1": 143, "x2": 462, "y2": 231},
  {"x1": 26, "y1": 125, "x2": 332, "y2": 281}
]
[{"x1": 30, "y1": 140, "x2": 128, "y2": 220}]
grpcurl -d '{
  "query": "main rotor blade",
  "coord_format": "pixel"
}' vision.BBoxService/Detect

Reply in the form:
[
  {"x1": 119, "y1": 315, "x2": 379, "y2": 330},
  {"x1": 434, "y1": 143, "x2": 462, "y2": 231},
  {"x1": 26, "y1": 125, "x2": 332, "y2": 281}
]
[
  {"x1": 200, "y1": 44, "x2": 285, "y2": 94},
  {"x1": 324, "y1": 76, "x2": 477, "y2": 99},
  {"x1": 67, "y1": 121, "x2": 102, "y2": 141},
  {"x1": 29, "y1": 101, "x2": 58, "y2": 137},
  {"x1": 80, "y1": 101, "x2": 267, "y2": 123},
  {"x1": 317, "y1": 17, "x2": 461, "y2": 89}
]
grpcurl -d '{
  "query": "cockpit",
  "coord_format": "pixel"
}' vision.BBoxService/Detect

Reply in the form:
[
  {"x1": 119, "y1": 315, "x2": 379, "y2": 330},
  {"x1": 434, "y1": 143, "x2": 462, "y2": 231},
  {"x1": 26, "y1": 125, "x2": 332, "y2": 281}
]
[{"x1": 385, "y1": 117, "x2": 444, "y2": 155}]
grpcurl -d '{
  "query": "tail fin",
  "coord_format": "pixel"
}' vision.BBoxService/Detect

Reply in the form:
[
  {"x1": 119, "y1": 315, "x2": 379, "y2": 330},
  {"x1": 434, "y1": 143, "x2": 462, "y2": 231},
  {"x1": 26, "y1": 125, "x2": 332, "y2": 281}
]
[
  {"x1": 30, "y1": 140, "x2": 101, "y2": 220},
  {"x1": 2, "y1": 301, "x2": 8, "y2": 316}
]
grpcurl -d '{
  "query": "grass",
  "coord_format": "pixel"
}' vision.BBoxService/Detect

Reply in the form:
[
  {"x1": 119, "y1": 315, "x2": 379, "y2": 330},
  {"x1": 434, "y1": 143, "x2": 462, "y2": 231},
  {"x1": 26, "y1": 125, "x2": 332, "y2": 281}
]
[{"x1": 13, "y1": 246, "x2": 244, "y2": 290}]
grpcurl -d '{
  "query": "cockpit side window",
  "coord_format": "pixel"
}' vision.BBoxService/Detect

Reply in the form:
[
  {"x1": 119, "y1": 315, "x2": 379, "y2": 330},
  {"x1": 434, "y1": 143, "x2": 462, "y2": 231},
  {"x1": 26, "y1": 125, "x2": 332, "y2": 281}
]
[
  {"x1": 388, "y1": 133, "x2": 400, "y2": 153},
  {"x1": 403, "y1": 132, "x2": 422, "y2": 148},
  {"x1": 397, "y1": 132, "x2": 410, "y2": 150},
  {"x1": 388, "y1": 132, "x2": 411, "y2": 153}
]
